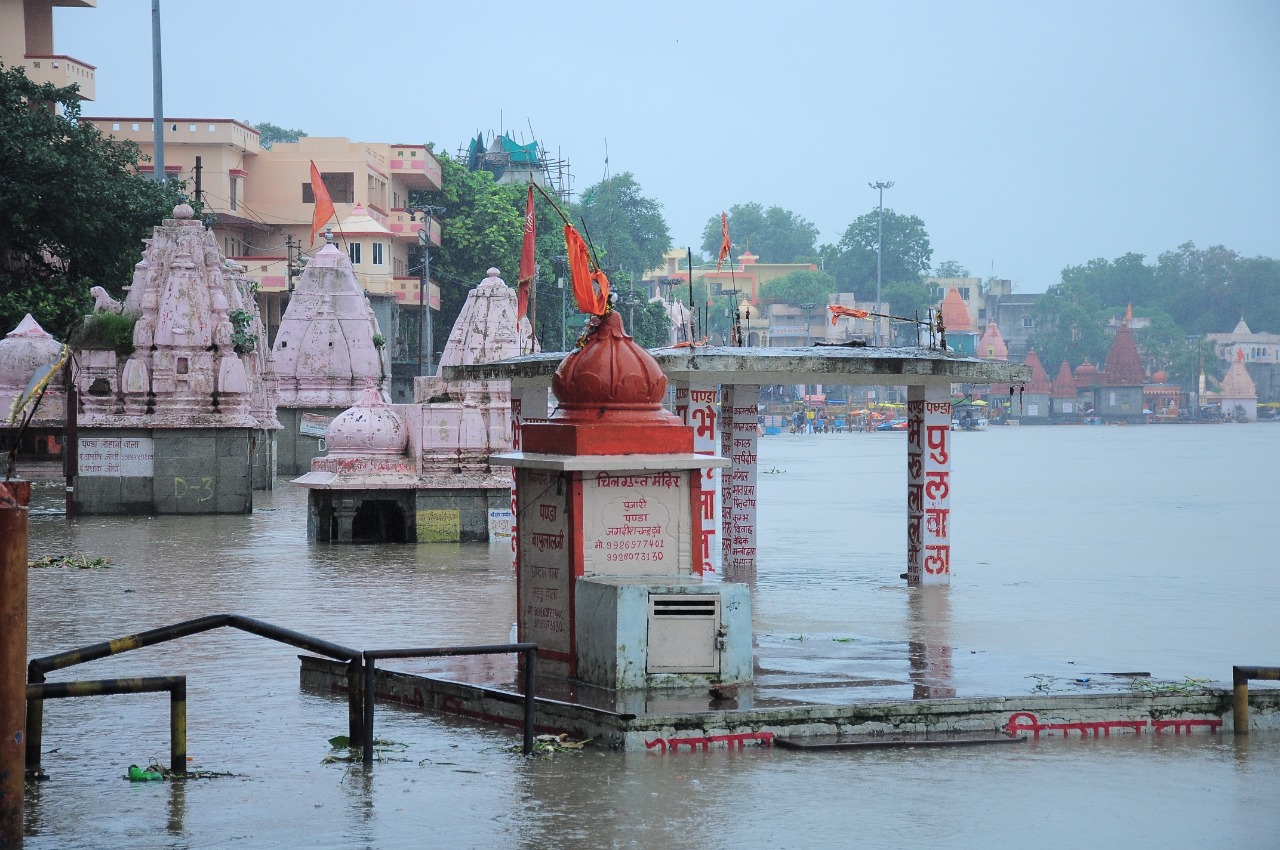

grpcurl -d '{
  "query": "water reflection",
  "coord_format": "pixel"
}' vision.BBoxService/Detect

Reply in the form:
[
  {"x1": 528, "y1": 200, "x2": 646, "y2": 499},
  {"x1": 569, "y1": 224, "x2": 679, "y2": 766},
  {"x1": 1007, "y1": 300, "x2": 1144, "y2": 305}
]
[
  {"x1": 165, "y1": 781, "x2": 184, "y2": 836},
  {"x1": 908, "y1": 586, "x2": 955, "y2": 699}
]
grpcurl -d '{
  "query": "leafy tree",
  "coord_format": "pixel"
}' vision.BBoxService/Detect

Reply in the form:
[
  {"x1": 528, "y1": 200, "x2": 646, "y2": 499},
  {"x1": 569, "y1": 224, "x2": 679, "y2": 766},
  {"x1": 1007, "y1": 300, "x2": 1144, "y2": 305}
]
[
  {"x1": 699, "y1": 203, "x2": 819, "y2": 264},
  {"x1": 610, "y1": 275, "x2": 671, "y2": 349},
  {"x1": 571, "y1": 172, "x2": 671, "y2": 278},
  {"x1": 933, "y1": 260, "x2": 970, "y2": 278},
  {"x1": 249, "y1": 121, "x2": 307, "y2": 149},
  {"x1": 1027, "y1": 282, "x2": 1110, "y2": 371},
  {"x1": 821, "y1": 208, "x2": 933, "y2": 296},
  {"x1": 881, "y1": 279, "x2": 935, "y2": 319},
  {"x1": 410, "y1": 154, "x2": 525, "y2": 353},
  {"x1": 0, "y1": 64, "x2": 187, "y2": 337},
  {"x1": 759, "y1": 269, "x2": 838, "y2": 307}
]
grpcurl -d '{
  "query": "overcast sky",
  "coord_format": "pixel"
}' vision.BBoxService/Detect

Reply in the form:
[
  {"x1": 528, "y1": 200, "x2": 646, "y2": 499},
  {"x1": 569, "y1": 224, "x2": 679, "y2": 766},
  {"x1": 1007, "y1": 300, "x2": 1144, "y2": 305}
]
[{"x1": 56, "y1": 0, "x2": 1279, "y2": 293}]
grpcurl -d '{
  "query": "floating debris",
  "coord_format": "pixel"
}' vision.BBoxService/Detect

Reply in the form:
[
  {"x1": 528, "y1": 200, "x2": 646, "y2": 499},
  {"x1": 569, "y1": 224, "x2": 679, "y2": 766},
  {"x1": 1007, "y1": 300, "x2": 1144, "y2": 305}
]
[
  {"x1": 29, "y1": 555, "x2": 112, "y2": 570},
  {"x1": 512, "y1": 733, "x2": 591, "y2": 756},
  {"x1": 125, "y1": 760, "x2": 238, "y2": 781},
  {"x1": 323, "y1": 735, "x2": 409, "y2": 764}
]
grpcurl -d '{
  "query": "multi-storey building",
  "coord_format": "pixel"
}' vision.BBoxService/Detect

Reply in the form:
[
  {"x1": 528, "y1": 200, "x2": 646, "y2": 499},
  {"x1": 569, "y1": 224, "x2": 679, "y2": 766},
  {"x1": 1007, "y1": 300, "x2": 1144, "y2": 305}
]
[
  {"x1": 78, "y1": 121, "x2": 443, "y2": 400},
  {"x1": 0, "y1": 0, "x2": 96, "y2": 101}
]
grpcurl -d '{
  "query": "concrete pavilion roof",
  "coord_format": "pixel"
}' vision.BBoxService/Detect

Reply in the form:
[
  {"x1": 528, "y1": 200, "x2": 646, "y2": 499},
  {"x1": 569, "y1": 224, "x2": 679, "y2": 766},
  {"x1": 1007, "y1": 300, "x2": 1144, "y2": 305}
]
[{"x1": 443, "y1": 344, "x2": 1032, "y2": 388}]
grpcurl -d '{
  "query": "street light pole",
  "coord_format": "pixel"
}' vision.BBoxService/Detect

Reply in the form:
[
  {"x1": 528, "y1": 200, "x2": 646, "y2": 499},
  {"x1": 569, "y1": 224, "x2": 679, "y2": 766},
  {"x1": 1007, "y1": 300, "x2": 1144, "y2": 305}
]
[
  {"x1": 408, "y1": 205, "x2": 444, "y2": 376},
  {"x1": 868, "y1": 180, "x2": 894, "y2": 346},
  {"x1": 800, "y1": 302, "x2": 816, "y2": 346}
]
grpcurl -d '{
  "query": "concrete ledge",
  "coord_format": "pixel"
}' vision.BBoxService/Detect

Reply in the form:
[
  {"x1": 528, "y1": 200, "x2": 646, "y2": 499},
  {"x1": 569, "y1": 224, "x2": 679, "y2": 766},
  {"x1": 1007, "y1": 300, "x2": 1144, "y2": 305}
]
[{"x1": 299, "y1": 657, "x2": 1280, "y2": 752}]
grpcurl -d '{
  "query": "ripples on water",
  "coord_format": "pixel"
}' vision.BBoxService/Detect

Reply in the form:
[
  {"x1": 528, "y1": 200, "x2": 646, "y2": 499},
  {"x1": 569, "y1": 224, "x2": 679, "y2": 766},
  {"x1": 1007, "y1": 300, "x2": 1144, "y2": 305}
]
[{"x1": 20, "y1": 425, "x2": 1280, "y2": 848}]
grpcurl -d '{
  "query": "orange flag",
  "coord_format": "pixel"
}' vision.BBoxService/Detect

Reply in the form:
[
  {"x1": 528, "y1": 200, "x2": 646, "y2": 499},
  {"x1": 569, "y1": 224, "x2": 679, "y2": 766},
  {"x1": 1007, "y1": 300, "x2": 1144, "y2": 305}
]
[
  {"x1": 517, "y1": 184, "x2": 536, "y2": 318},
  {"x1": 828, "y1": 304, "x2": 870, "y2": 325},
  {"x1": 565, "y1": 224, "x2": 610, "y2": 315},
  {"x1": 309, "y1": 160, "x2": 335, "y2": 246},
  {"x1": 716, "y1": 211, "x2": 732, "y2": 271}
]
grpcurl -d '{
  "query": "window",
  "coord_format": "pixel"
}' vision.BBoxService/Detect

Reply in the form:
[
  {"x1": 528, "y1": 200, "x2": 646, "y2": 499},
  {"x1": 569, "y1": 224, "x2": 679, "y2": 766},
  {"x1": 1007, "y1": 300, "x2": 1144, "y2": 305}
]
[
  {"x1": 131, "y1": 122, "x2": 140, "y2": 131},
  {"x1": 1022, "y1": 316, "x2": 1035, "y2": 328},
  {"x1": 111, "y1": 122, "x2": 120, "y2": 131},
  {"x1": 372, "y1": 242, "x2": 384, "y2": 265},
  {"x1": 189, "y1": 124, "x2": 197, "y2": 132},
  {"x1": 208, "y1": 124, "x2": 216, "y2": 132},
  {"x1": 229, "y1": 177, "x2": 238, "y2": 212},
  {"x1": 302, "y1": 172, "x2": 355, "y2": 203},
  {"x1": 348, "y1": 243, "x2": 362, "y2": 264},
  {"x1": 959, "y1": 287, "x2": 971, "y2": 300}
]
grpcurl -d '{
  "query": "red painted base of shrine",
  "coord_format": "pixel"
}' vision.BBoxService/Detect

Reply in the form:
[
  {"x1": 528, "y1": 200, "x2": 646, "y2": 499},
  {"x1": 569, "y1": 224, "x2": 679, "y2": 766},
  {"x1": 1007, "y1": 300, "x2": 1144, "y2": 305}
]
[{"x1": 522, "y1": 421, "x2": 693, "y2": 456}]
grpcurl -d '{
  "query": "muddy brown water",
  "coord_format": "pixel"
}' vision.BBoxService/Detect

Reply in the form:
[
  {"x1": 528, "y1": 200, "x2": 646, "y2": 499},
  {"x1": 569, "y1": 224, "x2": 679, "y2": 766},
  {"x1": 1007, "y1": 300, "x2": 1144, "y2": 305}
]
[{"x1": 19, "y1": 424, "x2": 1280, "y2": 848}]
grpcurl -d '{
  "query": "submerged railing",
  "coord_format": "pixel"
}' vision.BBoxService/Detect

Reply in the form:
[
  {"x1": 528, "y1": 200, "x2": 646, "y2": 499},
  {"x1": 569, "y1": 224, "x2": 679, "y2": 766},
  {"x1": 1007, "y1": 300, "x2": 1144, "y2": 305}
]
[
  {"x1": 26, "y1": 616, "x2": 543, "y2": 777},
  {"x1": 26, "y1": 614, "x2": 364, "y2": 777},
  {"x1": 1232, "y1": 665, "x2": 1280, "y2": 734},
  {"x1": 362, "y1": 643, "x2": 538, "y2": 763}
]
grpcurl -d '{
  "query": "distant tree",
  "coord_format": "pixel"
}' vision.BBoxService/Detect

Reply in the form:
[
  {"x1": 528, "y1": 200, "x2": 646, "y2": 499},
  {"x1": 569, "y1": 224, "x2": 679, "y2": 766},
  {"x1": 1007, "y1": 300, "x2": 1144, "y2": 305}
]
[
  {"x1": 1059, "y1": 252, "x2": 1155, "y2": 315},
  {"x1": 822, "y1": 209, "x2": 933, "y2": 296},
  {"x1": 412, "y1": 155, "x2": 525, "y2": 352},
  {"x1": 758, "y1": 269, "x2": 838, "y2": 307},
  {"x1": 571, "y1": 172, "x2": 671, "y2": 278},
  {"x1": 249, "y1": 121, "x2": 307, "y2": 149},
  {"x1": 610, "y1": 275, "x2": 671, "y2": 348},
  {"x1": 1027, "y1": 282, "x2": 1110, "y2": 370},
  {"x1": 0, "y1": 64, "x2": 188, "y2": 336},
  {"x1": 699, "y1": 203, "x2": 819, "y2": 264},
  {"x1": 933, "y1": 260, "x2": 970, "y2": 278},
  {"x1": 881, "y1": 279, "x2": 935, "y2": 319}
]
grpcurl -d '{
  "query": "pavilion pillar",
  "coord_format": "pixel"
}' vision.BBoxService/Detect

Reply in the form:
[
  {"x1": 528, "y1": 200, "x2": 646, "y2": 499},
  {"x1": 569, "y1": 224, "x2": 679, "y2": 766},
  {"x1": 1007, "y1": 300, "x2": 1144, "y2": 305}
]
[
  {"x1": 674, "y1": 382, "x2": 721, "y2": 575},
  {"x1": 906, "y1": 384, "x2": 952, "y2": 586},
  {"x1": 720, "y1": 384, "x2": 759, "y2": 582}
]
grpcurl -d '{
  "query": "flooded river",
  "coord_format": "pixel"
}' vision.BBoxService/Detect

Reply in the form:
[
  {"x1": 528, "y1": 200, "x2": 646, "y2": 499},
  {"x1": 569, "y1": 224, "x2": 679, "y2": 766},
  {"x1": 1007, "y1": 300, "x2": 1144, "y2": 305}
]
[{"x1": 20, "y1": 424, "x2": 1280, "y2": 848}]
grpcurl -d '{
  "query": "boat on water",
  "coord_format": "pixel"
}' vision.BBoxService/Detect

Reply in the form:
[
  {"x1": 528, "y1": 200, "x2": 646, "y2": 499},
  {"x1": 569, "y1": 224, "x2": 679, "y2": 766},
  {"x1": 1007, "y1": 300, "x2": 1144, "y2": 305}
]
[
  {"x1": 876, "y1": 418, "x2": 909, "y2": 431},
  {"x1": 953, "y1": 415, "x2": 988, "y2": 431}
]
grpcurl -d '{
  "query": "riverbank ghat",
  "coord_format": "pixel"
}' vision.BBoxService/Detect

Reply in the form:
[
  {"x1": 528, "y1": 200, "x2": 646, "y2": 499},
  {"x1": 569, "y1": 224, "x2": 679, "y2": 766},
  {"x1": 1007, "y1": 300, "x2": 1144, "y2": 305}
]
[{"x1": 445, "y1": 344, "x2": 1030, "y2": 586}]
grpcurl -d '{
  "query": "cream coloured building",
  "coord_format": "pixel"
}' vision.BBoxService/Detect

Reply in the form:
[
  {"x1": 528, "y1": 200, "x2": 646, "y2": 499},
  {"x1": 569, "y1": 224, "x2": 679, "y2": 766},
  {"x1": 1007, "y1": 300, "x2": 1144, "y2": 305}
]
[{"x1": 0, "y1": 0, "x2": 97, "y2": 101}]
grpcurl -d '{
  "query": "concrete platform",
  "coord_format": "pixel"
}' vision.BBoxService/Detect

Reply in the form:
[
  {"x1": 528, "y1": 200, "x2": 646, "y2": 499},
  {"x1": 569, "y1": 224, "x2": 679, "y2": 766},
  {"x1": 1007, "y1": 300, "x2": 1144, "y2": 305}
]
[{"x1": 299, "y1": 630, "x2": 1280, "y2": 752}]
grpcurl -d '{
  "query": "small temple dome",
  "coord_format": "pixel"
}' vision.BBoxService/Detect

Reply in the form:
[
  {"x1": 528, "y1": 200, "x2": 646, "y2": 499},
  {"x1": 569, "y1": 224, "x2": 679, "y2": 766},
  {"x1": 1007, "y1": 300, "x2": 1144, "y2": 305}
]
[
  {"x1": 1152, "y1": 369, "x2": 1168, "y2": 383},
  {"x1": 1074, "y1": 360, "x2": 1099, "y2": 385},
  {"x1": 0, "y1": 314, "x2": 63, "y2": 393},
  {"x1": 939, "y1": 288, "x2": 973, "y2": 332},
  {"x1": 325, "y1": 399, "x2": 408, "y2": 455},
  {"x1": 552, "y1": 311, "x2": 668, "y2": 411},
  {"x1": 172, "y1": 202, "x2": 195, "y2": 220}
]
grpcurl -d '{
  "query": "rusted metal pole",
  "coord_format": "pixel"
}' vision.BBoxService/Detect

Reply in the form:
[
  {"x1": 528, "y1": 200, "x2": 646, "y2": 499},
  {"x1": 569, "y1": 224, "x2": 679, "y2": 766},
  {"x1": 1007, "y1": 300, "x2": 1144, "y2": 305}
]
[
  {"x1": 363, "y1": 658, "x2": 376, "y2": 767},
  {"x1": 1232, "y1": 666, "x2": 1280, "y2": 735},
  {"x1": 1, "y1": 479, "x2": 30, "y2": 846},
  {"x1": 170, "y1": 678, "x2": 186, "y2": 774},
  {"x1": 522, "y1": 646, "x2": 537, "y2": 756}
]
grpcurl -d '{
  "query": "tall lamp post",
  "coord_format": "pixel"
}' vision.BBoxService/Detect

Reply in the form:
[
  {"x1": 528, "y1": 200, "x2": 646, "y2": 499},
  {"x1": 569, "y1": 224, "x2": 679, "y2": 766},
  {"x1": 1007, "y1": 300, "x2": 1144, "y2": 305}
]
[
  {"x1": 868, "y1": 180, "x2": 894, "y2": 346},
  {"x1": 407, "y1": 205, "x2": 444, "y2": 376}
]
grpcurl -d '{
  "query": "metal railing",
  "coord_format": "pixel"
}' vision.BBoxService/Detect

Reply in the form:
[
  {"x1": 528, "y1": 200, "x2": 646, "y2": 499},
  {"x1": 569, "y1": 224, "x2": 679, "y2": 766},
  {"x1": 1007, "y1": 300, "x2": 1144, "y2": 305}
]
[
  {"x1": 27, "y1": 677, "x2": 187, "y2": 775},
  {"x1": 26, "y1": 614, "x2": 364, "y2": 776},
  {"x1": 363, "y1": 643, "x2": 538, "y2": 763},
  {"x1": 1232, "y1": 665, "x2": 1280, "y2": 734}
]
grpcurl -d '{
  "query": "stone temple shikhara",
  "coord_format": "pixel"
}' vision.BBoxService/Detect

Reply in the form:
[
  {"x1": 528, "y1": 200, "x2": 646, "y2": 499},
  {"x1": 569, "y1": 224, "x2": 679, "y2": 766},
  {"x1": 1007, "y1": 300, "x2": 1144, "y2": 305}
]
[
  {"x1": 295, "y1": 268, "x2": 534, "y2": 543},
  {"x1": 70, "y1": 203, "x2": 278, "y2": 514}
]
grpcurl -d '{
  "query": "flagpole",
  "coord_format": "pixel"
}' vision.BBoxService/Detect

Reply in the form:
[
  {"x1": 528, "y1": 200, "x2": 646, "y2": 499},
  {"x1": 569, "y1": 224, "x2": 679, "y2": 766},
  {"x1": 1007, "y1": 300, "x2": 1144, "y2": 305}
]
[{"x1": 686, "y1": 247, "x2": 695, "y2": 339}]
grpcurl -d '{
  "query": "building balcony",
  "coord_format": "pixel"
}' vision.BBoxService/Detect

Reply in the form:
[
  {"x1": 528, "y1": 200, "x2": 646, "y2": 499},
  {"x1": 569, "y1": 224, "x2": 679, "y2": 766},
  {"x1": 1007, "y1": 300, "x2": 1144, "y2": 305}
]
[
  {"x1": 23, "y1": 55, "x2": 96, "y2": 100},
  {"x1": 393, "y1": 276, "x2": 439, "y2": 310},
  {"x1": 386, "y1": 211, "x2": 441, "y2": 247},
  {"x1": 389, "y1": 145, "x2": 442, "y2": 191}
]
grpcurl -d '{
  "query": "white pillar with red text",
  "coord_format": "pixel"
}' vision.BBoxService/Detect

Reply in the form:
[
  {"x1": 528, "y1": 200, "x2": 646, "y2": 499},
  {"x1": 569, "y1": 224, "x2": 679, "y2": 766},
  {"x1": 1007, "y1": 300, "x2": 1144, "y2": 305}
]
[
  {"x1": 675, "y1": 382, "x2": 721, "y2": 575},
  {"x1": 906, "y1": 384, "x2": 952, "y2": 586},
  {"x1": 720, "y1": 384, "x2": 759, "y2": 582}
]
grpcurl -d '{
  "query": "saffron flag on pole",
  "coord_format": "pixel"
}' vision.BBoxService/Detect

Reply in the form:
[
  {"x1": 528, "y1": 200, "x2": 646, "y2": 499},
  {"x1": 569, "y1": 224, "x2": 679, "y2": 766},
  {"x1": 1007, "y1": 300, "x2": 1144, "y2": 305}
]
[
  {"x1": 517, "y1": 184, "x2": 537, "y2": 318},
  {"x1": 716, "y1": 211, "x2": 731, "y2": 271},
  {"x1": 564, "y1": 224, "x2": 610, "y2": 315},
  {"x1": 309, "y1": 160, "x2": 335, "y2": 246}
]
